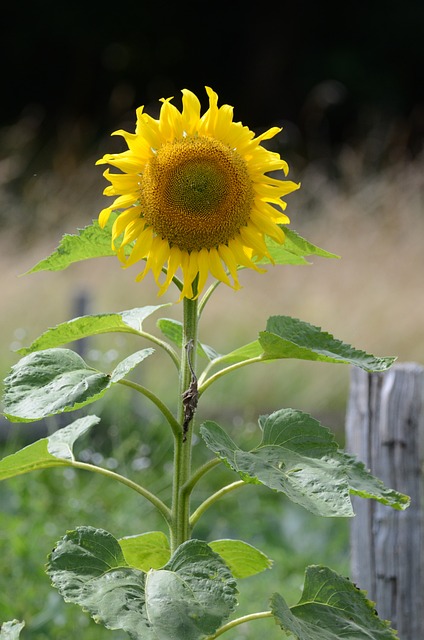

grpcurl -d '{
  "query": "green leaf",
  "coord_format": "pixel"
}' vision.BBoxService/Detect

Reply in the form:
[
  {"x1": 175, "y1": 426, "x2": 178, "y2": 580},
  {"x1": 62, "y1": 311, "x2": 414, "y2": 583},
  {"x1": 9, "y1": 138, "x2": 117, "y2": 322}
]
[
  {"x1": 271, "y1": 565, "x2": 397, "y2": 639},
  {"x1": 208, "y1": 539, "x2": 272, "y2": 578},
  {"x1": 47, "y1": 527, "x2": 238, "y2": 640},
  {"x1": 25, "y1": 218, "x2": 117, "y2": 274},
  {"x1": 0, "y1": 416, "x2": 100, "y2": 480},
  {"x1": 259, "y1": 316, "x2": 396, "y2": 371},
  {"x1": 157, "y1": 318, "x2": 219, "y2": 360},
  {"x1": 200, "y1": 409, "x2": 409, "y2": 517},
  {"x1": 259, "y1": 227, "x2": 340, "y2": 266},
  {"x1": 0, "y1": 621, "x2": 25, "y2": 640},
  {"x1": 119, "y1": 531, "x2": 171, "y2": 571},
  {"x1": 109, "y1": 350, "x2": 154, "y2": 383},
  {"x1": 3, "y1": 347, "x2": 154, "y2": 422},
  {"x1": 207, "y1": 316, "x2": 395, "y2": 373},
  {"x1": 210, "y1": 341, "x2": 263, "y2": 366},
  {"x1": 18, "y1": 306, "x2": 169, "y2": 355}
]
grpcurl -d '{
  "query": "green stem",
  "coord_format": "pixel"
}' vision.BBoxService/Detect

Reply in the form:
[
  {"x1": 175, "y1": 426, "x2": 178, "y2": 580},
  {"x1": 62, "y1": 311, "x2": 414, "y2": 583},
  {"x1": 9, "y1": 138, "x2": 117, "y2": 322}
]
[
  {"x1": 137, "y1": 330, "x2": 180, "y2": 369},
  {"x1": 182, "y1": 457, "x2": 222, "y2": 497},
  {"x1": 171, "y1": 295, "x2": 199, "y2": 552},
  {"x1": 198, "y1": 355, "x2": 265, "y2": 395},
  {"x1": 206, "y1": 611, "x2": 273, "y2": 639},
  {"x1": 118, "y1": 379, "x2": 180, "y2": 438},
  {"x1": 190, "y1": 480, "x2": 246, "y2": 528},
  {"x1": 70, "y1": 461, "x2": 172, "y2": 526}
]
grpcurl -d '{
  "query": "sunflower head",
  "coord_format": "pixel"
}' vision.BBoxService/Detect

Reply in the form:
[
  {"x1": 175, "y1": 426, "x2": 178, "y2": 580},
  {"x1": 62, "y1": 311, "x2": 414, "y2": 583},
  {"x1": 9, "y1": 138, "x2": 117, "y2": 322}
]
[{"x1": 97, "y1": 87, "x2": 300, "y2": 299}]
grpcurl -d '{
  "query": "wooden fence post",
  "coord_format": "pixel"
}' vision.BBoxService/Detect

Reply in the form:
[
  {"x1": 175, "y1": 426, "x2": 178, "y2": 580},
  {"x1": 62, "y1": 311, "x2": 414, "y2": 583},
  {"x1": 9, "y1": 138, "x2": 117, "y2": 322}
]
[{"x1": 346, "y1": 363, "x2": 424, "y2": 639}]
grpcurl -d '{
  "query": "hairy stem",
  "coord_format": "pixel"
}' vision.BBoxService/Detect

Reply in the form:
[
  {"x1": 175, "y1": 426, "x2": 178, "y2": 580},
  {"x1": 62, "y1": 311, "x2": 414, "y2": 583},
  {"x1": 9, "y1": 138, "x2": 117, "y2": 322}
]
[{"x1": 171, "y1": 296, "x2": 199, "y2": 552}]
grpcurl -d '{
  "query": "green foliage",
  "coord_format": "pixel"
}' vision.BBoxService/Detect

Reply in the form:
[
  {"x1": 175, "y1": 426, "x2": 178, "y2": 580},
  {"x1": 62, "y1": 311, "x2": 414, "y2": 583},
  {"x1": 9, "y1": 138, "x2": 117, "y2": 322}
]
[
  {"x1": 262, "y1": 227, "x2": 340, "y2": 265},
  {"x1": 25, "y1": 219, "x2": 118, "y2": 274},
  {"x1": 25, "y1": 221, "x2": 338, "y2": 275},
  {"x1": 271, "y1": 565, "x2": 397, "y2": 639},
  {"x1": 207, "y1": 315, "x2": 395, "y2": 372},
  {"x1": 119, "y1": 532, "x2": 171, "y2": 571},
  {"x1": 201, "y1": 409, "x2": 409, "y2": 517},
  {"x1": 3, "y1": 348, "x2": 154, "y2": 422},
  {"x1": 47, "y1": 527, "x2": 238, "y2": 640},
  {"x1": 208, "y1": 540, "x2": 272, "y2": 579},
  {"x1": 0, "y1": 416, "x2": 100, "y2": 480},
  {"x1": 118, "y1": 534, "x2": 272, "y2": 579},
  {"x1": 17, "y1": 306, "x2": 169, "y2": 356},
  {"x1": 260, "y1": 316, "x2": 395, "y2": 371}
]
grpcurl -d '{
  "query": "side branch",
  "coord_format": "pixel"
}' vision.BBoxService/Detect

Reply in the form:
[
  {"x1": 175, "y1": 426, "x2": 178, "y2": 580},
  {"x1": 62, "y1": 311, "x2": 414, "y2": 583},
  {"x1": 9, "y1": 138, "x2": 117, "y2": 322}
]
[
  {"x1": 190, "y1": 480, "x2": 246, "y2": 528},
  {"x1": 70, "y1": 461, "x2": 172, "y2": 525},
  {"x1": 198, "y1": 356, "x2": 266, "y2": 395},
  {"x1": 206, "y1": 611, "x2": 273, "y2": 639},
  {"x1": 118, "y1": 378, "x2": 180, "y2": 438}
]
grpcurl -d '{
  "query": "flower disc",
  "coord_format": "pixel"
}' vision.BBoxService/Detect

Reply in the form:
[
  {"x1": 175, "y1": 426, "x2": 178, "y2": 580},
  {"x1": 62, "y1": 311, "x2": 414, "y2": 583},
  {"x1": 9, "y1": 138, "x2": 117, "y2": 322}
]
[
  {"x1": 97, "y1": 86, "x2": 300, "y2": 299},
  {"x1": 140, "y1": 136, "x2": 254, "y2": 252}
]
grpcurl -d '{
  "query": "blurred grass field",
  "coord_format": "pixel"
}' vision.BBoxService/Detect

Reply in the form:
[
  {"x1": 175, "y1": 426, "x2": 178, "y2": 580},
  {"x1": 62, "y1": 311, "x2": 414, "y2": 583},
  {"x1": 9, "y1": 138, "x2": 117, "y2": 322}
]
[{"x1": 0, "y1": 128, "x2": 423, "y2": 638}]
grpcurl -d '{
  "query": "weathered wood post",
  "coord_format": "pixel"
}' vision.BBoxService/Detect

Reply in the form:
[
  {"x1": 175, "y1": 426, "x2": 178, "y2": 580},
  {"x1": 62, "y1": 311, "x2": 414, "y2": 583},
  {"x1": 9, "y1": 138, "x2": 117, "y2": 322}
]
[{"x1": 346, "y1": 363, "x2": 424, "y2": 639}]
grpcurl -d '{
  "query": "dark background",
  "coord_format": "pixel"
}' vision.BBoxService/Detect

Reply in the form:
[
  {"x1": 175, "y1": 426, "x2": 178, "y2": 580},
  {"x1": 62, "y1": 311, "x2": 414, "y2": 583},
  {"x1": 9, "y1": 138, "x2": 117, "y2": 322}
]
[{"x1": 1, "y1": 0, "x2": 423, "y2": 169}]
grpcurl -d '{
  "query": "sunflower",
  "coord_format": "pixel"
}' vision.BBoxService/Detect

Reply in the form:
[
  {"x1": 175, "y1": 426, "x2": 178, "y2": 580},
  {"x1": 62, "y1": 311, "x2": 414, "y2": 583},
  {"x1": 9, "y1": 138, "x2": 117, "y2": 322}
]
[{"x1": 97, "y1": 87, "x2": 300, "y2": 299}]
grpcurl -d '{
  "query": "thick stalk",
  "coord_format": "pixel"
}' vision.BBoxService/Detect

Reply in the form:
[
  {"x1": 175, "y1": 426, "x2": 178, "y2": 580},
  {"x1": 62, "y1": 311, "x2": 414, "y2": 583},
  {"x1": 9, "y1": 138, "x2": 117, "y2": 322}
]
[{"x1": 170, "y1": 295, "x2": 199, "y2": 552}]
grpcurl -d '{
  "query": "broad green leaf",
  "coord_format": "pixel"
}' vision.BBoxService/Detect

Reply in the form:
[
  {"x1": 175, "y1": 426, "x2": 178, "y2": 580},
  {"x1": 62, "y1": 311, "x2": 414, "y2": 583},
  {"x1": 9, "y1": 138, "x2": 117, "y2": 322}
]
[
  {"x1": 3, "y1": 347, "x2": 154, "y2": 422},
  {"x1": 200, "y1": 409, "x2": 409, "y2": 517},
  {"x1": 0, "y1": 621, "x2": 25, "y2": 640},
  {"x1": 18, "y1": 306, "x2": 169, "y2": 355},
  {"x1": 207, "y1": 316, "x2": 394, "y2": 372},
  {"x1": 259, "y1": 227, "x2": 340, "y2": 266},
  {"x1": 47, "y1": 526, "x2": 237, "y2": 640},
  {"x1": 259, "y1": 316, "x2": 396, "y2": 371},
  {"x1": 271, "y1": 565, "x2": 397, "y2": 639},
  {"x1": 25, "y1": 218, "x2": 117, "y2": 274},
  {"x1": 119, "y1": 531, "x2": 171, "y2": 571},
  {"x1": 0, "y1": 416, "x2": 100, "y2": 480},
  {"x1": 208, "y1": 539, "x2": 272, "y2": 578},
  {"x1": 338, "y1": 452, "x2": 409, "y2": 509},
  {"x1": 157, "y1": 318, "x2": 219, "y2": 360}
]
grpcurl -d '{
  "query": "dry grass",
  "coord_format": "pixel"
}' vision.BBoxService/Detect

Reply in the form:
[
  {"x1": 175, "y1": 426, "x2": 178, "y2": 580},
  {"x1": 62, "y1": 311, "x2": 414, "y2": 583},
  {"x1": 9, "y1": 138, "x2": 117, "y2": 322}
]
[{"x1": 1, "y1": 137, "x2": 423, "y2": 431}]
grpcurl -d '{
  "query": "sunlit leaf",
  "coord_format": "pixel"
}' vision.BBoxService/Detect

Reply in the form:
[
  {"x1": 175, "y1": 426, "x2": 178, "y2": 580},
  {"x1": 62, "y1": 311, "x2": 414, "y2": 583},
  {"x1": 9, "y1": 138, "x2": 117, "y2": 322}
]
[
  {"x1": 119, "y1": 531, "x2": 171, "y2": 571},
  {"x1": 271, "y1": 565, "x2": 397, "y2": 639},
  {"x1": 25, "y1": 217, "x2": 118, "y2": 274},
  {"x1": 209, "y1": 539, "x2": 272, "y2": 578},
  {"x1": 260, "y1": 227, "x2": 340, "y2": 266},
  {"x1": 3, "y1": 347, "x2": 154, "y2": 422},
  {"x1": 207, "y1": 316, "x2": 395, "y2": 373},
  {"x1": 200, "y1": 409, "x2": 409, "y2": 517},
  {"x1": 0, "y1": 620, "x2": 25, "y2": 640},
  {"x1": 259, "y1": 316, "x2": 396, "y2": 371},
  {"x1": 18, "y1": 306, "x2": 169, "y2": 355},
  {"x1": 0, "y1": 416, "x2": 100, "y2": 481},
  {"x1": 47, "y1": 527, "x2": 238, "y2": 640}
]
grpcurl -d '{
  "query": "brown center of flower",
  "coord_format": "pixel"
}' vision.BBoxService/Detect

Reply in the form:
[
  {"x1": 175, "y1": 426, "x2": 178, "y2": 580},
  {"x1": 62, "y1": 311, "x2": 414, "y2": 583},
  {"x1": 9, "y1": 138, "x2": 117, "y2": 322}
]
[{"x1": 139, "y1": 136, "x2": 254, "y2": 252}]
